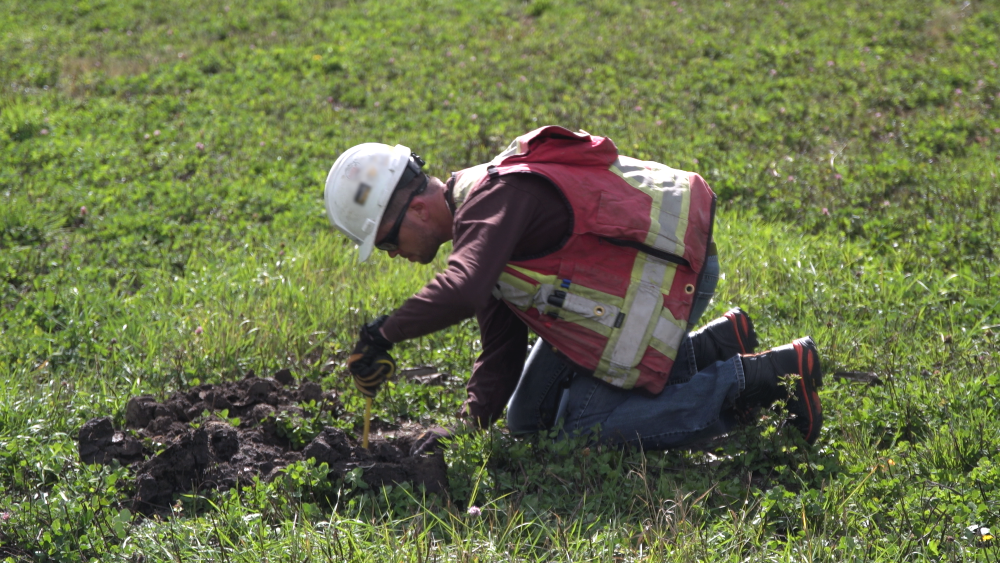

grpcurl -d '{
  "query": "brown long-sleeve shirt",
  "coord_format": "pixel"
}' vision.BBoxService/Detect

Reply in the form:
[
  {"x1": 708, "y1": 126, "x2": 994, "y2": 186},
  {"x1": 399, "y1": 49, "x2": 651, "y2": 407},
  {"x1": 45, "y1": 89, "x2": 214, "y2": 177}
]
[{"x1": 380, "y1": 172, "x2": 571, "y2": 426}]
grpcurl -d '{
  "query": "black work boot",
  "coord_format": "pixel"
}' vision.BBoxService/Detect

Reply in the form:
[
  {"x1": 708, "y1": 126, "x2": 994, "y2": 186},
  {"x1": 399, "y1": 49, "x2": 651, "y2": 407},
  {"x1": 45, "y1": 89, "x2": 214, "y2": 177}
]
[
  {"x1": 689, "y1": 307, "x2": 760, "y2": 371},
  {"x1": 737, "y1": 337, "x2": 824, "y2": 444}
]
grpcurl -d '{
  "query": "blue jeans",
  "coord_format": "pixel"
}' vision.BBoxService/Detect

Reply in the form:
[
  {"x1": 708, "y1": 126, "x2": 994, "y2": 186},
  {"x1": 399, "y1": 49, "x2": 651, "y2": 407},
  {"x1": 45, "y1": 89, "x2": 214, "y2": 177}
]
[{"x1": 506, "y1": 254, "x2": 744, "y2": 449}]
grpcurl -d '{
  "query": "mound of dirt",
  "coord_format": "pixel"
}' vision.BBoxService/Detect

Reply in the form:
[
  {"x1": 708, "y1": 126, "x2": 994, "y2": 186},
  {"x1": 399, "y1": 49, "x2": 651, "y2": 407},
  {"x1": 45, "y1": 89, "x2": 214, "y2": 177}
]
[{"x1": 77, "y1": 370, "x2": 448, "y2": 514}]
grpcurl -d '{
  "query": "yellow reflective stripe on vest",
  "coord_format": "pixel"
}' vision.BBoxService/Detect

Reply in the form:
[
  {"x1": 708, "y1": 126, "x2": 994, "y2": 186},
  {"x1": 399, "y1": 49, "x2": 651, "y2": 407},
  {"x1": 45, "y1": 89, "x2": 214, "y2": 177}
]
[
  {"x1": 493, "y1": 277, "x2": 535, "y2": 310},
  {"x1": 503, "y1": 263, "x2": 552, "y2": 289},
  {"x1": 610, "y1": 157, "x2": 692, "y2": 258},
  {"x1": 495, "y1": 266, "x2": 550, "y2": 312},
  {"x1": 500, "y1": 264, "x2": 625, "y2": 309},
  {"x1": 504, "y1": 264, "x2": 625, "y2": 311}
]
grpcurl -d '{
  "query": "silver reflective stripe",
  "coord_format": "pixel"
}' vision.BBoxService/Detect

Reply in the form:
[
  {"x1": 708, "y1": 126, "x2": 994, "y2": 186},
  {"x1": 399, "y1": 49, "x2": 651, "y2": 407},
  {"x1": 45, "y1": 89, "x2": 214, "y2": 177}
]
[
  {"x1": 614, "y1": 157, "x2": 645, "y2": 177},
  {"x1": 561, "y1": 292, "x2": 620, "y2": 328},
  {"x1": 494, "y1": 280, "x2": 533, "y2": 310},
  {"x1": 608, "y1": 259, "x2": 667, "y2": 372},
  {"x1": 653, "y1": 187, "x2": 685, "y2": 254},
  {"x1": 652, "y1": 315, "x2": 686, "y2": 349}
]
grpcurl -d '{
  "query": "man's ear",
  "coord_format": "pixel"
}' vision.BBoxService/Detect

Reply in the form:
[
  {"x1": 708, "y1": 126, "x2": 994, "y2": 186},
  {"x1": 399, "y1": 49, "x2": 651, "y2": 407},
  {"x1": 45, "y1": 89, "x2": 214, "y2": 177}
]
[{"x1": 409, "y1": 199, "x2": 429, "y2": 222}]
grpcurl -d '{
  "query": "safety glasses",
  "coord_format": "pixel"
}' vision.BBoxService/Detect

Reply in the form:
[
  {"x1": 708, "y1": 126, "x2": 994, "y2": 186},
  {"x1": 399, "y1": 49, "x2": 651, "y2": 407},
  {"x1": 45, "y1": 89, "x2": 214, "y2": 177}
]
[{"x1": 375, "y1": 173, "x2": 428, "y2": 252}]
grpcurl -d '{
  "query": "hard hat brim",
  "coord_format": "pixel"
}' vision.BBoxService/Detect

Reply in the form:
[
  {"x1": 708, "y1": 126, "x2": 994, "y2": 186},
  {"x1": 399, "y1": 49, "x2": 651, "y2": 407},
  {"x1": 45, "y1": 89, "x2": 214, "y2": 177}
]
[{"x1": 357, "y1": 233, "x2": 377, "y2": 263}]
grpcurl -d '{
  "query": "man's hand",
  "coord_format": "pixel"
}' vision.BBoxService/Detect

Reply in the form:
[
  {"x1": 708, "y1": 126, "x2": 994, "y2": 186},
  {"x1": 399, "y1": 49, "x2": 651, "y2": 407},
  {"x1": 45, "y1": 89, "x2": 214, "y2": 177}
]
[
  {"x1": 347, "y1": 316, "x2": 396, "y2": 397},
  {"x1": 410, "y1": 426, "x2": 452, "y2": 456}
]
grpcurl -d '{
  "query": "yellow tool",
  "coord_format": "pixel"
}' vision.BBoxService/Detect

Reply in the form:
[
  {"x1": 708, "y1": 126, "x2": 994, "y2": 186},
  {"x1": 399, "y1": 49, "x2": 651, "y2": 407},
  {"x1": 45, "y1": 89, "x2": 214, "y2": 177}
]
[{"x1": 362, "y1": 396, "x2": 372, "y2": 449}]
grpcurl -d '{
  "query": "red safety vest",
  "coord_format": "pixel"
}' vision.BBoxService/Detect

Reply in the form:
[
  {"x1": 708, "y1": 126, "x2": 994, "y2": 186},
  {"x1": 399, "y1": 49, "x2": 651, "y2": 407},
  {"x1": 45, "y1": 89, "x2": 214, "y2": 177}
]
[{"x1": 452, "y1": 126, "x2": 716, "y2": 394}]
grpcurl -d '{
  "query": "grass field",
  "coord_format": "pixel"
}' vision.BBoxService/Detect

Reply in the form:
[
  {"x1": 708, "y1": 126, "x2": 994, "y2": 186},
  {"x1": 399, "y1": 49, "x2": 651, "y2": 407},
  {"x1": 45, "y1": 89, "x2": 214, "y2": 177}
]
[{"x1": 2, "y1": 0, "x2": 1000, "y2": 560}]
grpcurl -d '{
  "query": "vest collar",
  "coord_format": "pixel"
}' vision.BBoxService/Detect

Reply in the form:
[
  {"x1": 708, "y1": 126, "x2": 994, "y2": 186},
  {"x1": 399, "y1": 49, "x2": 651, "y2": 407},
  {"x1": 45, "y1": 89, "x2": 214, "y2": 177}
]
[{"x1": 445, "y1": 175, "x2": 457, "y2": 216}]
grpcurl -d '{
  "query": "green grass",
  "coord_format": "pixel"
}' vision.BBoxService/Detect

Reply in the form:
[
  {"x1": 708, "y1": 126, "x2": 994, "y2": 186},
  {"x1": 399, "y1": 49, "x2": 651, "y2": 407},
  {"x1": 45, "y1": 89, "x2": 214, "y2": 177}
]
[{"x1": 2, "y1": 0, "x2": 1000, "y2": 560}]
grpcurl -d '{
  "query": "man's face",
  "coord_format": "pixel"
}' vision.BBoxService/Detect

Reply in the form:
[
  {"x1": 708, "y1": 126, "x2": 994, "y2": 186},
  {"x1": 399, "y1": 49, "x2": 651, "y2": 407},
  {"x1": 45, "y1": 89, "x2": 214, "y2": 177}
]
[{"x1": 374, "y1": 200, "x2": 443, "y2": 265}]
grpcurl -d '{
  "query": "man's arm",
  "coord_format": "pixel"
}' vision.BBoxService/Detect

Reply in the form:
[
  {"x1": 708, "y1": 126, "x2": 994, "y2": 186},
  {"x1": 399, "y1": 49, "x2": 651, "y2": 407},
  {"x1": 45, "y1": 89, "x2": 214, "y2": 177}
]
[
  {"x1": 462, "y1": 295, "x2": 529, "y2": 427},
  {"x1": 377, "y1": 173, "x2": 569, "y2": 427},
  {"x1": 380, "y1": 174, "x2": 567, "y2": 342}
]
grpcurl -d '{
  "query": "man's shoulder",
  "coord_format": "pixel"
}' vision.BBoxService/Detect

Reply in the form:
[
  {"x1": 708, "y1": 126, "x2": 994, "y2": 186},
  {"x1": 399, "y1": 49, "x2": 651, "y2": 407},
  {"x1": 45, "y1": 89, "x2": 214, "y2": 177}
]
[{"x1": 464, "y1": 171, "x2": 559, "y2": 204}]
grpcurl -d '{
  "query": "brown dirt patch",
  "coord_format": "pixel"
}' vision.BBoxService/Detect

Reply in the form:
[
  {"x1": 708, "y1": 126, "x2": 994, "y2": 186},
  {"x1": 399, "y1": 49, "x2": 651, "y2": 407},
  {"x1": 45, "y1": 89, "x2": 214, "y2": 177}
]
[{"x1": 77, "y1": 370, "x2": 447, "y2": 514}]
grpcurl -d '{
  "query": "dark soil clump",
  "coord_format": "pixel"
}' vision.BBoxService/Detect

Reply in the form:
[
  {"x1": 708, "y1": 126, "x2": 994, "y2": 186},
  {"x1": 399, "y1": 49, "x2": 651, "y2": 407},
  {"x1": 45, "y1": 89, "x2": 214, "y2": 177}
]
[{"x1": 77, "y1": 371, "x2": 448, "y2": 514}]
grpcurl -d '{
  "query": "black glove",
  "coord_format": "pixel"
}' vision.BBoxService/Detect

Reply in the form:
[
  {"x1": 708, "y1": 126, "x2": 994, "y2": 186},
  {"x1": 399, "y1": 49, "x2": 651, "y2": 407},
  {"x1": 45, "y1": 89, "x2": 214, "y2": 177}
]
[
  {"x1": 410, "y1": 426, "x2": 452, "y2": 456},
  {"x1": 347, "y1": 316, "x2": 396, "y2": 398}
]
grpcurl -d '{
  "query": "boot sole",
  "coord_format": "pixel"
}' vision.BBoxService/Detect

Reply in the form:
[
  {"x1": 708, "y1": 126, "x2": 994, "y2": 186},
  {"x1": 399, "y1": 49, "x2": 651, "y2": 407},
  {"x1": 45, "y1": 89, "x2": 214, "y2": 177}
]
[
  {"x1": 790, "y1": 336, "x2": 823, "y2": 444},
  {"x1": 724, "y1": 307, "x2": 759, "y2": 354}
]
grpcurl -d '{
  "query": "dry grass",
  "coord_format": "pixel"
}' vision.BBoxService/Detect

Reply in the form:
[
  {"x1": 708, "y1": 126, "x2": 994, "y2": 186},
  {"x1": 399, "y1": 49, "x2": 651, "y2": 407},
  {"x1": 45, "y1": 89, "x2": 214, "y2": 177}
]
[
  {"x1": 59, "y1": 55, "x2": 158, "y2": 96},
  {"x1": 925, "y1": 1, "x2": 972, "y2": 45}
]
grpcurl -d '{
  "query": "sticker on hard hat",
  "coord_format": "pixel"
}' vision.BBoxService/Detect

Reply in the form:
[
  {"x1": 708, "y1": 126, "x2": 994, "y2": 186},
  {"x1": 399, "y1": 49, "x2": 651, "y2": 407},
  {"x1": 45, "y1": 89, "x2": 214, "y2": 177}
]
[
  {"x1": 354, "y1": 183, "x2": 372, "y2": 205},
  {"x1": 345, "y1": 163, "x2": 360, "y2": 181}
]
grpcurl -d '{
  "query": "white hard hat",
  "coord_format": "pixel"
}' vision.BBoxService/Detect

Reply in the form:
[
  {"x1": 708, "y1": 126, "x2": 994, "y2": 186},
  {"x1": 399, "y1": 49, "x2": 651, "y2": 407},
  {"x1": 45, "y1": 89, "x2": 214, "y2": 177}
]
[{"x1": 324, "y1": 142, "x2": 414, "y2": 262}]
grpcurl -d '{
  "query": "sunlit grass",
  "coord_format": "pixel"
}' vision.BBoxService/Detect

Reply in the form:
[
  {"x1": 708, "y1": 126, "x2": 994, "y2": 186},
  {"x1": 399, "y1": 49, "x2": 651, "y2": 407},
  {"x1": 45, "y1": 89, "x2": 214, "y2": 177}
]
[{"x1": 2, "y1": 0, "x2": 1000, "y2": 560}]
